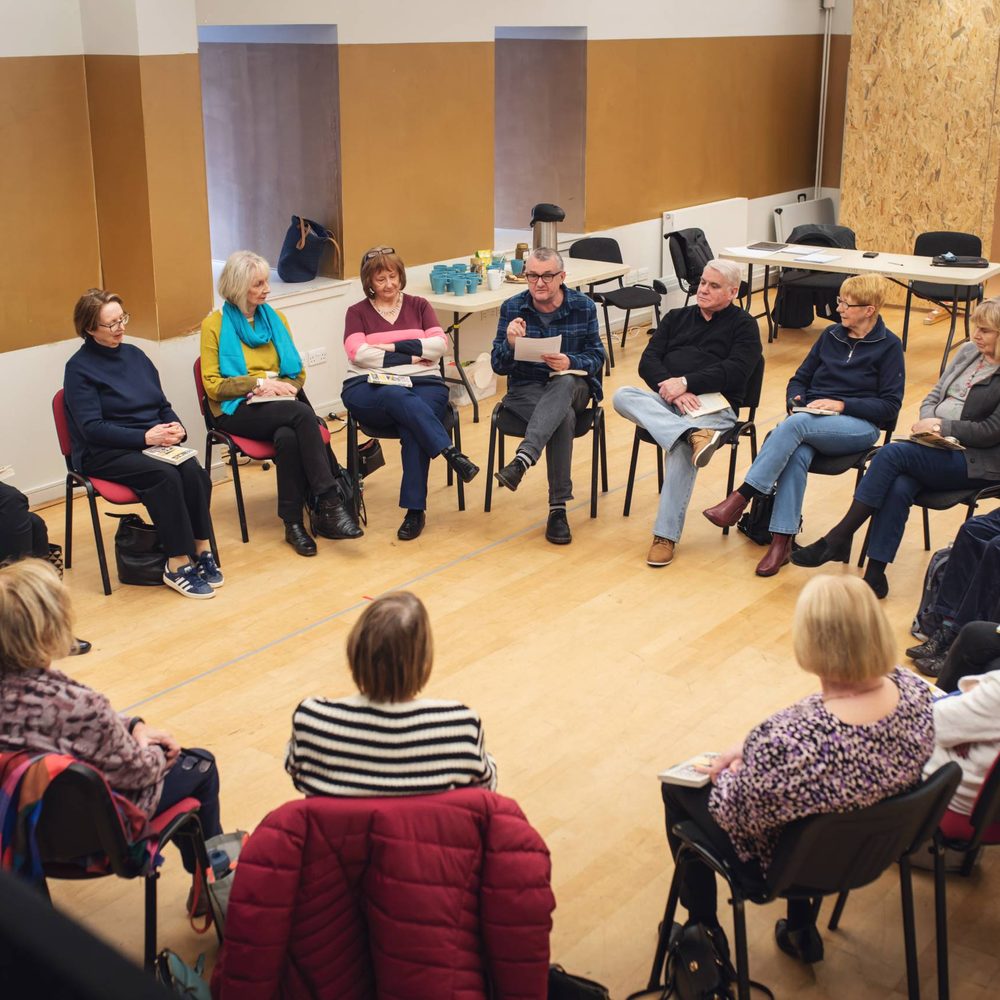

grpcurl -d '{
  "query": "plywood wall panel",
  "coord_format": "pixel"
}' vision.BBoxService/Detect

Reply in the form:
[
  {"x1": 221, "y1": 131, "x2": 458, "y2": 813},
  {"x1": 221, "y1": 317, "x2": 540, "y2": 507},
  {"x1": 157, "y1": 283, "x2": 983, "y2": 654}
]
[
  {"x1": 0, "y1": 56, "x2": 101, "y2": 352},
  {"x1": 840, "y1": 1, "x2": 1000, "y2": 260},
  {"x1": 494, "y1": 39, "x2": 586, "y2": 231},
  {"x1": 585, "y1": 35, "x2": 827, "y2": 231},
  {"x1": 339, "y1": 42, "x2": 494, "y2": 271}
]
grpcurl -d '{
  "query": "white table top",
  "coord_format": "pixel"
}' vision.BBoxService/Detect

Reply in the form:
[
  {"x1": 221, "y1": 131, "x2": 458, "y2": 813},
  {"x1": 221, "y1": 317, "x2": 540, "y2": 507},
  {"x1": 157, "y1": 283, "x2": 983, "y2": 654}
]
[
  {"x1": 413, "y1": 257, "x2": 631, "y2": 315},
  {"x1": 720, "y1": 245, "x2": 1000, "y2": 287}
]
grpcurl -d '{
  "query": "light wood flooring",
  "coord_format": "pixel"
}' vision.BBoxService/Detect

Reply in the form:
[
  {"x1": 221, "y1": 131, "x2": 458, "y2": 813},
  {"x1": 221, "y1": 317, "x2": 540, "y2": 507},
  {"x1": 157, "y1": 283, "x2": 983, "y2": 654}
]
[{"x1": 37, "y1": 301, "x2": 1000, "y2": 998}]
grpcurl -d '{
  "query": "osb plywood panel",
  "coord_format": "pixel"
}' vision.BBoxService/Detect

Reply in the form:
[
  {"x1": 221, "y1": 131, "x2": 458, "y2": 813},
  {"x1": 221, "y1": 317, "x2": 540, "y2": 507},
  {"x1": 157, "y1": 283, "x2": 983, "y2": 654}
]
[
  {"x1": 340, "y1": 43, "x2": 494, "y2": 271},
  {"x1": 585, "y1": 35, "x2": 833, "y2": 231},
  {"x1": 840, "y1": 0, "x2": 1000, "y2": 262},
  {"x1": 0, "y1": 56, "x2": 101, "y2": 353},
  {"x1": 495, "y1": 39, "x2": 586, "y2": 231}
]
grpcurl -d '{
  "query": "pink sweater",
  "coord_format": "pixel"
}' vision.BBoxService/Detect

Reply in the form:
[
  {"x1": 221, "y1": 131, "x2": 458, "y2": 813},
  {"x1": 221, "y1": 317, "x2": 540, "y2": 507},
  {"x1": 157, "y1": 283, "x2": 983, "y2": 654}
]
[{"x1": 343, "y1": 295, "x2": 447, "y2": 380}]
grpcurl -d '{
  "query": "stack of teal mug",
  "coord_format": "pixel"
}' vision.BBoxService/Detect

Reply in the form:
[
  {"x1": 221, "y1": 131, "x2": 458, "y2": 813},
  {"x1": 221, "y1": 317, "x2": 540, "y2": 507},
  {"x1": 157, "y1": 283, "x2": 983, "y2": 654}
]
[{"x1": 429, "y1": 264, "x2": 483, "y2": 296}]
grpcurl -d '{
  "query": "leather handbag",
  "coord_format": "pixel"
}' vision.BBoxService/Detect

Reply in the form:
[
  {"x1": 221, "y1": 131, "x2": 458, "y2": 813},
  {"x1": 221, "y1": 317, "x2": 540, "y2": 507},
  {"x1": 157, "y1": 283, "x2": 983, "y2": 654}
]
[
  {"x1": 548, "y1": 964, "x2": 611, "y2": 999},
  {"x1": 277, "y1": 215, "x2": 341, "y2": 282},
  {"x1": 358, "y1": 438, "x2": 385, "y2": 478},
  {"x1": 107, "y1": 513, "x2": 165, "y2": 586}
]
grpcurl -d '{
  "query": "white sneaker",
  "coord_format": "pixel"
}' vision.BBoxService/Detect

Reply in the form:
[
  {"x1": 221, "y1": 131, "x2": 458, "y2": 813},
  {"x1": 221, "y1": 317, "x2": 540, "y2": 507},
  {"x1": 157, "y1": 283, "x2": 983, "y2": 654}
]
[{"x1": 163, "y1": 562, "x2": 216, "y2": 600}]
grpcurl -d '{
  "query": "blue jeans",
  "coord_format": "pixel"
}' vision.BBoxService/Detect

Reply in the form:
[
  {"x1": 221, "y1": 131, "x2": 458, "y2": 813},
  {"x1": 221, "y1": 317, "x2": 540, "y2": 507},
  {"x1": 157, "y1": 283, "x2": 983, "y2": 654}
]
[
  {"x1": 613, "y1": 386, "x2": 736, "y2": 542},
  {"x1": 157, "y1": 748, "x2": 222, "y2": 873},
  {"x1": 744, "y1": 413, "x2": 879, "y2": 536},
  {"x1": 930, "y1": 507, "x2": 1000, "y2": 626},
  {"x1": 342, "y1": 377, "x2": 451, "y2": 510},
  {"x1": 856, "y1": 441, "x2": 992, "y2": 563}
]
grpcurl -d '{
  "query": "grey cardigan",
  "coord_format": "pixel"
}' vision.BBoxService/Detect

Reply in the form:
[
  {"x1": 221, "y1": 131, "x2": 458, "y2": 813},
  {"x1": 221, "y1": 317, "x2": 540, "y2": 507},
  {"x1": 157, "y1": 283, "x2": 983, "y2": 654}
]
[{"x1": 919, "y1": 342, "x2": 1000, "y2": 480}]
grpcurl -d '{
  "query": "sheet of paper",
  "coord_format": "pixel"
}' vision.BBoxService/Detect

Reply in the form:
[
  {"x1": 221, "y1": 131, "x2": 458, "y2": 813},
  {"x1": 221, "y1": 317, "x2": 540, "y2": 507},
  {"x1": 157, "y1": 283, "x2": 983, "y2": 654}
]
[
  {"x1": 794, "y1": 251, "x2": 840, "y2": 263},
  {"x1": 724, "y1": 246, "x2": 784, "y2": 259},
  {"x1": 513, "y1": 335, "x2": 562, "y2": 362}
]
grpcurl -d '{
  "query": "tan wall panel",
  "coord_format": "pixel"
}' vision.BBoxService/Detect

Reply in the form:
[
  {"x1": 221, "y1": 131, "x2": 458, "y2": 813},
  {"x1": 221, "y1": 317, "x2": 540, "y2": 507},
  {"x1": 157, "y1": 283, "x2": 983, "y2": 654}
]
[
  {"x1": 495, "y1": 39, "x2": 586, "y2": 231},
  {"x1": 585, "y1": 36, "x2": 824, "y2": 231},
  {"x1": 340, "y1": 43, "x2": 494, "y2": 272},
  {"x1": 139, "y1": 54, "x2": 214, "y2": 338},
  {"x1": 821, "y1": 34, "x2": 850, "y2": 189},
  {"x1": 840, "y1": 1, "x2": 1000, "y2": 260},
  {"x1": 199, "y1": 42, "x2": 342, "y2": 275},
  {"x1": 0, "y1": 56, "x2": 101, "y2": 352},
  {"x1": 84, "y1": 55, "x2": 158, "y2": 343}
]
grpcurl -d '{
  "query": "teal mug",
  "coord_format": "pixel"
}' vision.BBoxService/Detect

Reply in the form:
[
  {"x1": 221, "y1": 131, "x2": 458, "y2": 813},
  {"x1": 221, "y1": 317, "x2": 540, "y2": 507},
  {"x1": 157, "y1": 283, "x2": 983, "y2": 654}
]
[
  {"x1": 430, "y1": 272, "x2": 448, "y2": 293},
  {"x1": 510, "y1": 258, "x2": 525, "y2": 276}
]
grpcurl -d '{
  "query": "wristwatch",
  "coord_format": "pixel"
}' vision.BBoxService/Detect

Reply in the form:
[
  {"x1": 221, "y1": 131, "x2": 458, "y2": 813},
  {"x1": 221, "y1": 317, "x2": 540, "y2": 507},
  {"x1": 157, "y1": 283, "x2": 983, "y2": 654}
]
[
  {"x1": 933, "y1": 423, "x2": 942, "y2": 434},
  {"x1": 680, "y1": 376, "x2": 688, "y2": 388}
]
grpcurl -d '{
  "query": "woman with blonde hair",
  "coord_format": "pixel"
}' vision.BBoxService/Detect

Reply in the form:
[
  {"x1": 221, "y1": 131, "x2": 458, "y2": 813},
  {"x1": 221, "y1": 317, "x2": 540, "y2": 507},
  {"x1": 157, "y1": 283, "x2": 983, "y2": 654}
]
[
  {"x1": 660, "y1": 574, "x2": 934, "y2": 964},
  {"x1": 201, "y1": 250, "x2": 361, "y2": 556},
  {"x1": 285, "y1": 590, "x2": 496, "y2": 796},
  {"x1": 793, "y1": 296, "x2": 1000, "y2": 596},
  {"x1": 0, "y1": 560, "x2": 222, "y2": 907},
  {"x1": 704, "y1": 274, "x2": 903, "y2": 577}
]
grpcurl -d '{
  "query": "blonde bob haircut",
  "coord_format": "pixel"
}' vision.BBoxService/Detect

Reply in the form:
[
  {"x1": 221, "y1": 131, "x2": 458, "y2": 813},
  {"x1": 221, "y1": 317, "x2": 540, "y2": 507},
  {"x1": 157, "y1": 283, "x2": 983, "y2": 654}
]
[
  {"x1": 971, "y1": 296, "x2": 1000, "y2": 333},
  {"x1": 360, "y1": 247, "x2": 407, "y2": 300},
  {"x1": 793, "y1": 574, "x2": 895, "y2": 683},
  {"x1": 0, "y1": 560, "x2": 74, "y2": 672},
  {"x1": 347, "y1": 591, "x2": 432, "y2": 703},
  {"x1": 839, "y1": 273, "x2": 887, "y2": 314},
  {"x1": 217, "y1": 251, "x2": 270, "y2": 314}
]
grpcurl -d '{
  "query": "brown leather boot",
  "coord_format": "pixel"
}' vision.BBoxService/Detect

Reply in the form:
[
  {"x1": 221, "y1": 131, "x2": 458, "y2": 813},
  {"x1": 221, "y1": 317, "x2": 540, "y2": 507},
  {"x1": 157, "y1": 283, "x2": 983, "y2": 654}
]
[
  {"x1": 702, "y1": 491, "x2": 750, "y2": 528},
  {"x1": 755, "y1": 533, "x2": 794, "y2": 577}
]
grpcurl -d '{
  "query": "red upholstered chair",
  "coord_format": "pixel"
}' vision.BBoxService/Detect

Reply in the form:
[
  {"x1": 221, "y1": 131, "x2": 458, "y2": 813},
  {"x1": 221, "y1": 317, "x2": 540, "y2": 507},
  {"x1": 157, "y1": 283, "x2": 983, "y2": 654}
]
[
  {"x1": 212, "y1": 789, "x2": 555, "y2": 1000},
  {"x1": 193, "y1": 358, "x2": 331, "y2": 543},
  {"x1": 52, "y1": 389, "x2": 141, "y2": 596}
]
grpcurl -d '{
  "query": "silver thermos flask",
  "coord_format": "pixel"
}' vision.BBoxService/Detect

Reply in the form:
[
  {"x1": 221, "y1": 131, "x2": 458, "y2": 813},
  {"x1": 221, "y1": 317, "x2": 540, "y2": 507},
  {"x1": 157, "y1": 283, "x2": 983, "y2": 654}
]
[{"x1": 530, "y1": 203, "x2": 566, "y2": 251}]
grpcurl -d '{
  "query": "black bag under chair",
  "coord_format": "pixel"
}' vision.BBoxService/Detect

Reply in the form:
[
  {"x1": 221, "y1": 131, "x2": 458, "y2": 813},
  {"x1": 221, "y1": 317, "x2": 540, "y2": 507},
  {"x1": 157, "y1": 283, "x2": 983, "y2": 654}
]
[{"x1": 108, "y1": 513, "x2": 165, "y2": 586}]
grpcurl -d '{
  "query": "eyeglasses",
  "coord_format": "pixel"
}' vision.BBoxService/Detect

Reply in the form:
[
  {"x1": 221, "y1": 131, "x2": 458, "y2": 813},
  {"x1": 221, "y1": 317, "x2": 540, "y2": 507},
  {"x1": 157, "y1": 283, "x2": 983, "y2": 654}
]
[
  {"x1": 836, "y1": 298, "x2": 870, "y2": 309},
  {"x1": 362, "y1": 246, "x2": 396, "y2": 262},
  {"x1": 524, "y1": 271, "x2": 563, "y2": 284},
  {"x1": 97, "y1": 313, "x2": 130, "y2": 331}
]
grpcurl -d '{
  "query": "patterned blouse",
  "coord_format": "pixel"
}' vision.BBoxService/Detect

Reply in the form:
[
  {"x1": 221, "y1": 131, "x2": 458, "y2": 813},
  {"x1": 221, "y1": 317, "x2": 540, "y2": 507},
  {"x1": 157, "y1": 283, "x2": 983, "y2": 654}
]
[{"x1": 709, "y1": 667, "x2": 934, "y2": 871}]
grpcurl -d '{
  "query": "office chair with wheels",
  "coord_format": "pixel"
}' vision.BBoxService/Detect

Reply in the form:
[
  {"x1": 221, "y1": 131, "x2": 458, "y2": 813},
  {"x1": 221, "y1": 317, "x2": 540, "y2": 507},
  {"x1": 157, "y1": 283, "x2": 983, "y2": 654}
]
[{"x1": 568, "y1": 237, "x2": 662, "y2": 374}]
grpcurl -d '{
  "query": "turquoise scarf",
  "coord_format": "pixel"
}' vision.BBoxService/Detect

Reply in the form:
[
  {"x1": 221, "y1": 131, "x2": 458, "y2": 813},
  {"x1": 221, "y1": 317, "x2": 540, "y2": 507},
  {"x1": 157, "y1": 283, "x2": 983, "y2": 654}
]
[{"x1": 218, "y1": 301, "x2": 302, "y2": 414}]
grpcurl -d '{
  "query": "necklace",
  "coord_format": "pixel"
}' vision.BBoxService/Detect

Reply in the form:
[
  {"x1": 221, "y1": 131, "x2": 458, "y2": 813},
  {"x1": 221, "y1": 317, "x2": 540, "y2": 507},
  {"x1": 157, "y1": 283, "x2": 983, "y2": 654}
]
[{"x1": 373, "y1": 293, "x2": 402, "y2": 319}]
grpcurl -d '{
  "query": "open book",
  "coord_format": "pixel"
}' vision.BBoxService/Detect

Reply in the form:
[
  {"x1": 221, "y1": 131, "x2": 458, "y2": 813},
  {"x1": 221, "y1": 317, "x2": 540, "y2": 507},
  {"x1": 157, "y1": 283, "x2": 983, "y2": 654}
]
[{"x1": 909, "y1": 431, "x2": 965, "y2": 451}]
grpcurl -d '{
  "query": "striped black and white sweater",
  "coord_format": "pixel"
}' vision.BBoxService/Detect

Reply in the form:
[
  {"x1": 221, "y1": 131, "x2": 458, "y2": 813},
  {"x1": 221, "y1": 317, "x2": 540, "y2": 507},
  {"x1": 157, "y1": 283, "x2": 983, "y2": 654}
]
[{"x1": 285, "y1": 693, "x2": 498, "y2": 797}]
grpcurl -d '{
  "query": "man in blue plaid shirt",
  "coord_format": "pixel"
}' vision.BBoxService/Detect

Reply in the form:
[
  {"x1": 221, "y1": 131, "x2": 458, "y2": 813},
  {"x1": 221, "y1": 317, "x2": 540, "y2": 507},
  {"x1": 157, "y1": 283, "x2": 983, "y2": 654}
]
[{"x1": 490, "y1": 248, "x2": 605, "y2": 545}]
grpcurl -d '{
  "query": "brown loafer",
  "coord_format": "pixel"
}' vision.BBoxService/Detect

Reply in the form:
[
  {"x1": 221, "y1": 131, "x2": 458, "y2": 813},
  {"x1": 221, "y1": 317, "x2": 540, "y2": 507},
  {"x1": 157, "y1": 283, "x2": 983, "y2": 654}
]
[
  {"x1": 703, "y1": 491, "x2": 749, "y2": 528},
  {"x1": 647, "y1": 537, "x2": 675, "y2": 567},
  {"x1": 755, "y1": 533, "x2": 793, "y2": 577}
]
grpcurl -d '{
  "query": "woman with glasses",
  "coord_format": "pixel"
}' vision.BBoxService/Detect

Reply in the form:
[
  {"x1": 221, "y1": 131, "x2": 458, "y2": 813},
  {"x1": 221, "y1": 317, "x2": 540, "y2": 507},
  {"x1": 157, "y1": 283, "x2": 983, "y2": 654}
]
[
  {"x1": 793, "y1": 296, "x2": 1000, "y2": 598},
  {"x1": 201, "y1": 251, "x2": 361, "y2": 557},
  {"x1": 704, "y1": 275, "x2": 903, "y2": 578},
  {"x1": 341, "y1": 246, "x2": 479, "y2": 541},
  {"x1": 63, "y1": 289, "x2": 221, "y2": 599}
]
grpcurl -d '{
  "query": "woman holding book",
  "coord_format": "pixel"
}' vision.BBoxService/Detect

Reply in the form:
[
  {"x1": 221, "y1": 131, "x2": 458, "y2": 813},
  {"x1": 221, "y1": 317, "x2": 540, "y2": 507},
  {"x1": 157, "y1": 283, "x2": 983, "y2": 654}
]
[
  {"x1": 661, "y1": 575, "x2": 934, "y2": 965},
  {"x1": 64, "y1": 289, "x2": 220, "y2": 600},
  {"x1": 201, "y1": 251, "x2": 361, "y2": 558},
  {"x1": 341, "y1": 247, "x2": 479, "y2": 542},
  {"x1": 703, "y1": 275, "x2": 903, "y2": 577},
  {"x1": 792, "y1": 296, "x2": 1000, "y2": 597}
]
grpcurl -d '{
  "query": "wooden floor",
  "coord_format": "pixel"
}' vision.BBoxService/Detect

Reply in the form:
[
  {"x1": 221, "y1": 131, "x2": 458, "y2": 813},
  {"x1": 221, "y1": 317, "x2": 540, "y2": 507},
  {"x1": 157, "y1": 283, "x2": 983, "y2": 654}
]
[{"x1": 40, "y1": 301, "x2": 1000, "y2": 998}]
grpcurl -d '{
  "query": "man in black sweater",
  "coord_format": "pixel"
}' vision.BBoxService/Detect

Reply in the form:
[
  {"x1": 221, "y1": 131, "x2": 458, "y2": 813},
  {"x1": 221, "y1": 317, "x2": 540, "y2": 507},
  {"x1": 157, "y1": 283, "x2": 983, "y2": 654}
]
[{"x1": 613, "y1": 260, "x2": 761, "y2": 567}]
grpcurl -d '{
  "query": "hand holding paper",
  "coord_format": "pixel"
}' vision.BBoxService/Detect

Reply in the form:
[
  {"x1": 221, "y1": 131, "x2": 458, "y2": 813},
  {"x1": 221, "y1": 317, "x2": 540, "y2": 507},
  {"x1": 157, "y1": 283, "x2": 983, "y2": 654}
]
[{"x1": 513, "y1": 335, "x2": 562, "y2": 363}]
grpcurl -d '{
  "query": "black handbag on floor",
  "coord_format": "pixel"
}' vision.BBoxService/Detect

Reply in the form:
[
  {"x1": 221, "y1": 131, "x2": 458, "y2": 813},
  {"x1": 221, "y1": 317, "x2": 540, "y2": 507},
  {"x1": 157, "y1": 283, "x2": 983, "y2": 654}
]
[
  {"x1": 276, "y1": 216, "x2": 341, "y2": 282},
  {"x1": 736, "y1": 494, "x2": 774, "y2": 546},
  {"x1": 548, "y1": 964, "x2": 611, "y2": 999},
  {"x1": 108, "y1": 513, "x2": 165, "y2": 586}
]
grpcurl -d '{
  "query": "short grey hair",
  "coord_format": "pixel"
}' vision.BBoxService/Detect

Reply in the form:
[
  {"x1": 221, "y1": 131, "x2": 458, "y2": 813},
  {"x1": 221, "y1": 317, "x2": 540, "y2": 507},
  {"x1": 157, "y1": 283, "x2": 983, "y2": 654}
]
[
  {"x1": 528, "y1": 247, "x2": 565, "y2": 271},
  {"x1": 218, "y1": 250, "x2": 270, "y2": 314},
  {"x1": 702, "y1": 258, "x2": 741, "y2": 290}
]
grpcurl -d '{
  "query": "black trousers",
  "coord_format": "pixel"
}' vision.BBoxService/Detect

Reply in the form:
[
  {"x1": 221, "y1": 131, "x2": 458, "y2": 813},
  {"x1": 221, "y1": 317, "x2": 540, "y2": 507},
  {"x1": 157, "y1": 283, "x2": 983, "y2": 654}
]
[
  {"x1": 82, "y1": 450, "x2": 213, "y2": 558},
  {"x1": 936, "y1": 621, "x2": 1000, "y2": 693},
  {"x1": 661, "y1": 782, "x2": 810, "y2": 929},
  {"x1": 155, "y1": 749, "x2": 222, "y2": 874},
  {"x1": 214, "y1": 400, "x2": 337, "y2": 523},
  {"x1": 0, "y1": 483, "x2": 48, "y2": 561}
]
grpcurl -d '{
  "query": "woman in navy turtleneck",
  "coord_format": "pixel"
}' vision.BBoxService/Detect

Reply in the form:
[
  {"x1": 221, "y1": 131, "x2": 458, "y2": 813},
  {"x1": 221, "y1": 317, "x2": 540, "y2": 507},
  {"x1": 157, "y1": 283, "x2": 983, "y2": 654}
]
[{"x1": 63, "y1": 289, "x2": 221, "y2": 600}]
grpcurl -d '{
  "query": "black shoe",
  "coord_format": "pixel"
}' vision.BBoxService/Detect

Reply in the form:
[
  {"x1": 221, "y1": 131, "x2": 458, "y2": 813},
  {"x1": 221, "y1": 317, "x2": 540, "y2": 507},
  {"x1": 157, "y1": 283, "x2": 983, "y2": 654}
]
[
  {"x1": 443, "y1": 447, "x2": 480, "y2": 484},
  {"x1": 70, "y1": 638, "x2": 92, "y2": 656},
  {"x1": 790, "y1": 536, "x2": 850, "y2": 568},
  {"x1": 285, "y1": 522, "x2": 317, "y2": 556},
  {"x1": 545, "y1": 508, "x2": 572, "y2": 545},
  {"x1": 775, "y1": 919, "x2": 824, "y2": 964},
  {"x1": 914, "y1": 653, "x2": 947, "y2": 678},
  {"x1": 906, "y1": 625, "x2": 957, "y2": 662},
  {"x1": 311, "y1": 497, "x2": 363, "y2": 540},
  {"x1": 495, "y1": 458, "x2": 527, "y2": 491},
  {"x1": 397, "y1": 510, "x2": 426, "y2": 541}
]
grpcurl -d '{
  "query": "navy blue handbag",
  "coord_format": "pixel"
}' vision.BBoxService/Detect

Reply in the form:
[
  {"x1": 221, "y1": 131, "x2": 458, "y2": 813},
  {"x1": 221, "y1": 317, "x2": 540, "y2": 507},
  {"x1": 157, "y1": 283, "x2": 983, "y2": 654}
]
[{"x1": 276, "y1": 216, "x2": 341, "y2": 282}]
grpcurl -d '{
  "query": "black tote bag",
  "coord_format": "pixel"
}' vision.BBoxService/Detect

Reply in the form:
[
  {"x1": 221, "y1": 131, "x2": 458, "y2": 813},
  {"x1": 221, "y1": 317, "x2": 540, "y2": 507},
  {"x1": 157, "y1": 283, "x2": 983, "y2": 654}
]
[{"x1": 276, "y1": 216, "x2": 342, "y2": 282}]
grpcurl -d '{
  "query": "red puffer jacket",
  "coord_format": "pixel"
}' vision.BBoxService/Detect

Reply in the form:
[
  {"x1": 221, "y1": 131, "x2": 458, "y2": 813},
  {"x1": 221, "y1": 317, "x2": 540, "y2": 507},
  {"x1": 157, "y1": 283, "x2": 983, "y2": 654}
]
[{"x1": 211, "y1": 789, "x2": 555, "y2": 999}]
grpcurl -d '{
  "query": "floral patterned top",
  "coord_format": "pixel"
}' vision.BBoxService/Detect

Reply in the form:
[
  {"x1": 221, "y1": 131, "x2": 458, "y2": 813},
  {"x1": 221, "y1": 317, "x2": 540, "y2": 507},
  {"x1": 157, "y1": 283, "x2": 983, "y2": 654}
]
[{"x1": 708, "y1": 667, "x2": 934, "y2": 871}]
